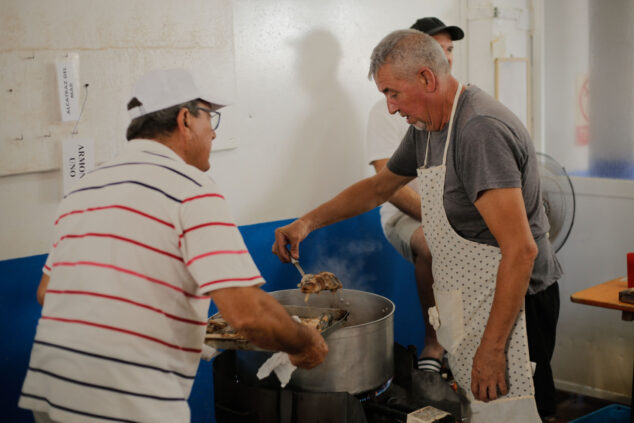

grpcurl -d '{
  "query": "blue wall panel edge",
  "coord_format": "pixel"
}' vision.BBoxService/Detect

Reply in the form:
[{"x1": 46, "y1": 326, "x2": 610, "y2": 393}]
[
  {"x1": 0, "y1": 254, "x2": 47, "y2": 421},
  {"x1": 1, "y1": 209, "x2": 422, "y2": 423}
]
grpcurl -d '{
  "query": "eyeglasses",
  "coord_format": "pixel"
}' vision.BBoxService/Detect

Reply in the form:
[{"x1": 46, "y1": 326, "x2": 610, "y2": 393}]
[{"x1": 195, "y1": 107, "x2": 221, "y2": 130}]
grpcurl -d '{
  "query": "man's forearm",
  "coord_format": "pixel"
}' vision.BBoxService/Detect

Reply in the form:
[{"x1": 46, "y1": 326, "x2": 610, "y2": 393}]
[
  {"x1": 471, "y1": 187, "x2": 537, "y2": 400},
  {"x1": 237, "y1": 296, "x2": 318, "y2": 354},
  {"x1": 301, "y1": 173, "x2": 405, "y2": 232},
  {"x1": 387, "y1": 185, "x2": 421, "y2": 221},
  {"x1": 480, "y1": 250, "x2": 535, "y2": 350},
  {"x1": 370, "y1": 159, "x2": 420, "y2": 221},
  {"x1": 473, "y1": 188, "x2": 538, "y2": 350},
  {"x1": 212, "y1": 286, "x2": 319, "y2": 354}
]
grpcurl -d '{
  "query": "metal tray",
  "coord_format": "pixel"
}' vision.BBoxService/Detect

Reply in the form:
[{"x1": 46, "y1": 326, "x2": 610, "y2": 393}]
[{"x1": 204, "y1": 305, "x2": 348, "y2": 351}]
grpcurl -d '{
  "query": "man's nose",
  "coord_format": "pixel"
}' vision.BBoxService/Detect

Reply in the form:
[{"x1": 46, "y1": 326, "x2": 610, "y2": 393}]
[{"x1": 387, "y1": 101, "x2": 399, "y2": 115}]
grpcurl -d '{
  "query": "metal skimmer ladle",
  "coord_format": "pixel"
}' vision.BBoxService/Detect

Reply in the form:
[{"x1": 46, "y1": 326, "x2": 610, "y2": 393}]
[
  {"x1": 285, "y1": 246, "x2": 313, "y2": 302},
  {"x1": 285, "y1": 245, "x2": 306, "y2": 277}
]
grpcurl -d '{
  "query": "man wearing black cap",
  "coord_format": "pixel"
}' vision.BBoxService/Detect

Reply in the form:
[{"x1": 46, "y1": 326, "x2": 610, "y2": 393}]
[
  {"x1": 365, "y1": 17, "x2": 463, "y2": 376},
  {"x1": 410, "y1": 17, "x2": 464, "y2": 68}
]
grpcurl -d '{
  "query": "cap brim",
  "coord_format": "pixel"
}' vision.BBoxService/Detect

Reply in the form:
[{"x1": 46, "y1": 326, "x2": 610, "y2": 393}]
[
  {"x1": 429, "y1": 25, "x2": 464, "y2": 41},
  {"x1": 200, "y1": 95, "x2": 230, "y2": 111}
]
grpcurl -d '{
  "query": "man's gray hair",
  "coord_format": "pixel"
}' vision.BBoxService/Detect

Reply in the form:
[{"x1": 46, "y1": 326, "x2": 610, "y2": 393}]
[
  {"x1": 368, "y1": 29, "x2": 449, "y2": 81},
  {"x1": 125, "y1": 99, "x2": 201, "y2": 141}
]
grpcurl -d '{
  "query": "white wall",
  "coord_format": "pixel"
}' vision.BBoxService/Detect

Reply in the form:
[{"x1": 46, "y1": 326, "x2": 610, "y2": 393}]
[
  {"x1": 213, "y1": 0, "x2": 464, "y2": 226},
  {"x1": 466, "y1": 0, "x2": 532, "y2": 96},
  {"x1": 0, "y1": 0, "x2": 461, "y2": 261},
  {"x1": 0, "y1": 0, "x2": 239, "y2": 175},
  {"x1": 0, "y1": 0, "x2": 238, "y2": 259},
  {"x1": 553, "y1": 177, "x2": 634, "y2": 403},
  {"x1": 543, "y1": 0, "x2": 590, "y2": 173},
  {"x1": 542, "y1": 0, "x2": 634, "y2": 402}
]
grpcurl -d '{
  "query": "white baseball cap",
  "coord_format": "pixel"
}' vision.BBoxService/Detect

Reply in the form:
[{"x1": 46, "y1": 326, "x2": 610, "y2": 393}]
[{"x1": 128, "y1": 68, "x2": 228, "y2": 120}]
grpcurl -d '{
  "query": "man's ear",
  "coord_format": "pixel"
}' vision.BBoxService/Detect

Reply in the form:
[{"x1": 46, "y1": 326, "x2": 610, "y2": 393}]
[
  {"x1": 176, "y1": 108, "x2": 190, "y2": 134},
  {"x1": 419, "y1": 68, "x2": 436, "y2": 92}
]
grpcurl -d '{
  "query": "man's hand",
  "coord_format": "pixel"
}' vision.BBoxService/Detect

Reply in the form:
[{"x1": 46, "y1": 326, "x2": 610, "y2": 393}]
[
  {"x1": 287, "y1": 326, "x2": 329, "y2": 369},
  {"x1": 471, "y1": 342, "x2": 508, "y2": 401},
  {"x1": 272, "y1": 218, "x2": 311, "y2": 262}
]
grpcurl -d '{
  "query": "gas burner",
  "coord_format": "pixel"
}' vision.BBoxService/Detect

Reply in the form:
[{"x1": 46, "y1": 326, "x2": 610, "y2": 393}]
[
  {"x1": 212, "y1": 344, "x2": 465, "y2": 423},
  {"x1": 356, "y1": 378, "x2": 393, "y2": 403}
]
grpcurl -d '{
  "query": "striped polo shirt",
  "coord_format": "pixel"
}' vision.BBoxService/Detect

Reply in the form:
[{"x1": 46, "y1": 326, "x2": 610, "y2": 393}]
[{"x1": 19, "y1": 139, "x2": 265, "y2": 422}]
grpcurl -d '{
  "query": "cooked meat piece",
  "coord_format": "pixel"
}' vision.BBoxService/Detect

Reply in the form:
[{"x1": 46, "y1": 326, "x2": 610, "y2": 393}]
[
  {"x1": 205, "y1": 332, "x2": 243, "y2": 339},
  {"x1": 316, "y1": 312, "x2": 334, "y2": 331},
  {"x1": 206, "y1": 317, "x2": 228, "y2": 333},
  {"x1": 298, "y1": 313, "x2": 333, "y2": 331},
  {"x1": 298, "y1": 271, "x2": 343, "y2": 294},
  {"x1": 299, "y1": 317, "x2": 321, "y2": 330}
]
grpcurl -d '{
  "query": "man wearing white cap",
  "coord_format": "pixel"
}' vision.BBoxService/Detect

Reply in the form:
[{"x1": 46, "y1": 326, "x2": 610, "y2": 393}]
[{"x1": 19, "y1": 68, "x2": 327, "y2": 423}]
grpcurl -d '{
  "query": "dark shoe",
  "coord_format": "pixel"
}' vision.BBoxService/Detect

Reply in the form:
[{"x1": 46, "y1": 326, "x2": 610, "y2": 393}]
[{"x1": 410, "y1": 369, "x2": 465, "y2": 419}]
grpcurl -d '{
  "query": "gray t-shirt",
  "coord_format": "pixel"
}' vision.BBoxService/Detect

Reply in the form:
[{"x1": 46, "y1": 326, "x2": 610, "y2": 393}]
[{"x1": 387, "y1": 85, "x2": 561, "y2": 294}]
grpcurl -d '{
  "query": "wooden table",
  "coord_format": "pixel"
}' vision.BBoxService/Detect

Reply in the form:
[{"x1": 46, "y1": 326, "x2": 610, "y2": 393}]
[
  {"x1": 571, "y1": 277, "x2": 634, "y2": 420},
  {"x1": 570, "y1": 276, "x2": 634, "y2": 321}
]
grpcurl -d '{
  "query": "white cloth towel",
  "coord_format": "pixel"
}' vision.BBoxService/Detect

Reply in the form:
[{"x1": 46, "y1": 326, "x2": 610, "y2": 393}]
[
  {"x1": 255, "y1": 315, "x2": 300, "y2": 387},
  {"x1": 256, "y1": 351, "x2": 297, "y2": 387},
  {"x1": 428, "y1": 306, "x2": 440, "y2": 331},
  {"x1": 201, "y1": 344, "x2": 221, "y2": 361}
]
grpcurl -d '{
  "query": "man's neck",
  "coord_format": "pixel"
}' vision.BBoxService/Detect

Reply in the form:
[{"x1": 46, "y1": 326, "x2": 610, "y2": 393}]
[
  {"x1": 436, "y1": 76, "x2": 460, "y2": 132},
  {"x1": 152, "y1": 134, "x2": 187, "y2": 162}
]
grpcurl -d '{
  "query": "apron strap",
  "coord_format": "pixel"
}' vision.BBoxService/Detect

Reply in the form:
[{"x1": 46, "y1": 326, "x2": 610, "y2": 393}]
[
  {"x1": 441, "y1": 82, "x2": 463, "y2": 166},
  {"x1": 423, "y1": 131, "x2": 431, "y2": 168}
]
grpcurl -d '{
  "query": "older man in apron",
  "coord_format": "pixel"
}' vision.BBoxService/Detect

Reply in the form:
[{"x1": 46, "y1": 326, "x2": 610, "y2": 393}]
[{"x1": 273, "y1": 29, "x2": 562, "y2": 422}]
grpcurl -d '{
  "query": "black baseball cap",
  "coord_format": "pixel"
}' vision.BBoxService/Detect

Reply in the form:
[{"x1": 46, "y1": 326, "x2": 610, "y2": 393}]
[{"x1": 411, "y1": 17, "x2": 464, "y2": 41}]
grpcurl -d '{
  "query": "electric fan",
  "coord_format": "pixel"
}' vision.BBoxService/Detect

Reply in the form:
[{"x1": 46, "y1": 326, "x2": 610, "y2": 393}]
[{"x1": 536, "y1": 152, "x2": 576, "y2": 253}]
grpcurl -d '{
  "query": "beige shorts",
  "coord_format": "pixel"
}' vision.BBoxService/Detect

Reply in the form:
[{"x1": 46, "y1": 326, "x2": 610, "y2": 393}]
[
  {"x1": 382, "y1": 210, "x2": 421, "y2": 264},
  {"x1": 33, "y1": 412, "x2": 58, "y2": 423}
]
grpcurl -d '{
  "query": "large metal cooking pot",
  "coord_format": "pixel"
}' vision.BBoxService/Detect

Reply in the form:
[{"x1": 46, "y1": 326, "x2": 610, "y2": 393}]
[{"x1": 236, "y1": 289, "x2": 394, "y2": 394}]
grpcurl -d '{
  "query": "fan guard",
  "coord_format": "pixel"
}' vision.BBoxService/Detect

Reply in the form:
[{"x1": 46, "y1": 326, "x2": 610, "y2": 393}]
[{"x1": 536, "y1": 152, "x2": 576, "y2": 253}]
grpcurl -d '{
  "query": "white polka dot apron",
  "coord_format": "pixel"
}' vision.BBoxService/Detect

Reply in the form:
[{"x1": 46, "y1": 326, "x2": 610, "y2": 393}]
[{"x1": 418, "y1": 83, "x2": 540, "y2": 422}]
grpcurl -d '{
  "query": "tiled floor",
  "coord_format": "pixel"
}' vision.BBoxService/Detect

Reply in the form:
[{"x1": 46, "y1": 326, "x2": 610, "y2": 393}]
[{"x1": 549, "y1": 390, "x2": 628, "y2": 422}]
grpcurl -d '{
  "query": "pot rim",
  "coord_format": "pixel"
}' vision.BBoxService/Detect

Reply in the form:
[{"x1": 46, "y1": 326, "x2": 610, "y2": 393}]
[{"x1": 270, "y1": 288, "x2": 395, "y2": 329}]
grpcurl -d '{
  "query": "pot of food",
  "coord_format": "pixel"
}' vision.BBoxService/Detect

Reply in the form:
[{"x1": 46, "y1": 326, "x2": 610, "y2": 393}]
[{"x1": 235, "y1": 288, "x2": 394, "y2": 394}]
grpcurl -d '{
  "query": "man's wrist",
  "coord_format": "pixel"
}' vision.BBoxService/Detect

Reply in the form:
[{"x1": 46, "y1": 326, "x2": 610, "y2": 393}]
[
  {"x1": 479, "y1": 333, "x2": 507, "y2": 352},
  {"x1": 296, "y1": 216, "x2": 315, "y2": 234}
]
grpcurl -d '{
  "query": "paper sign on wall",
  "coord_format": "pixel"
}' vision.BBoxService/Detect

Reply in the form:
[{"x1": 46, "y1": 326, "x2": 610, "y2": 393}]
[
  {"x1": 62, "y1": 138, "x2": 94, "y2": 195},
  {"x1": 56, "y1": 53, "x2": 81, "y2": 122}
]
